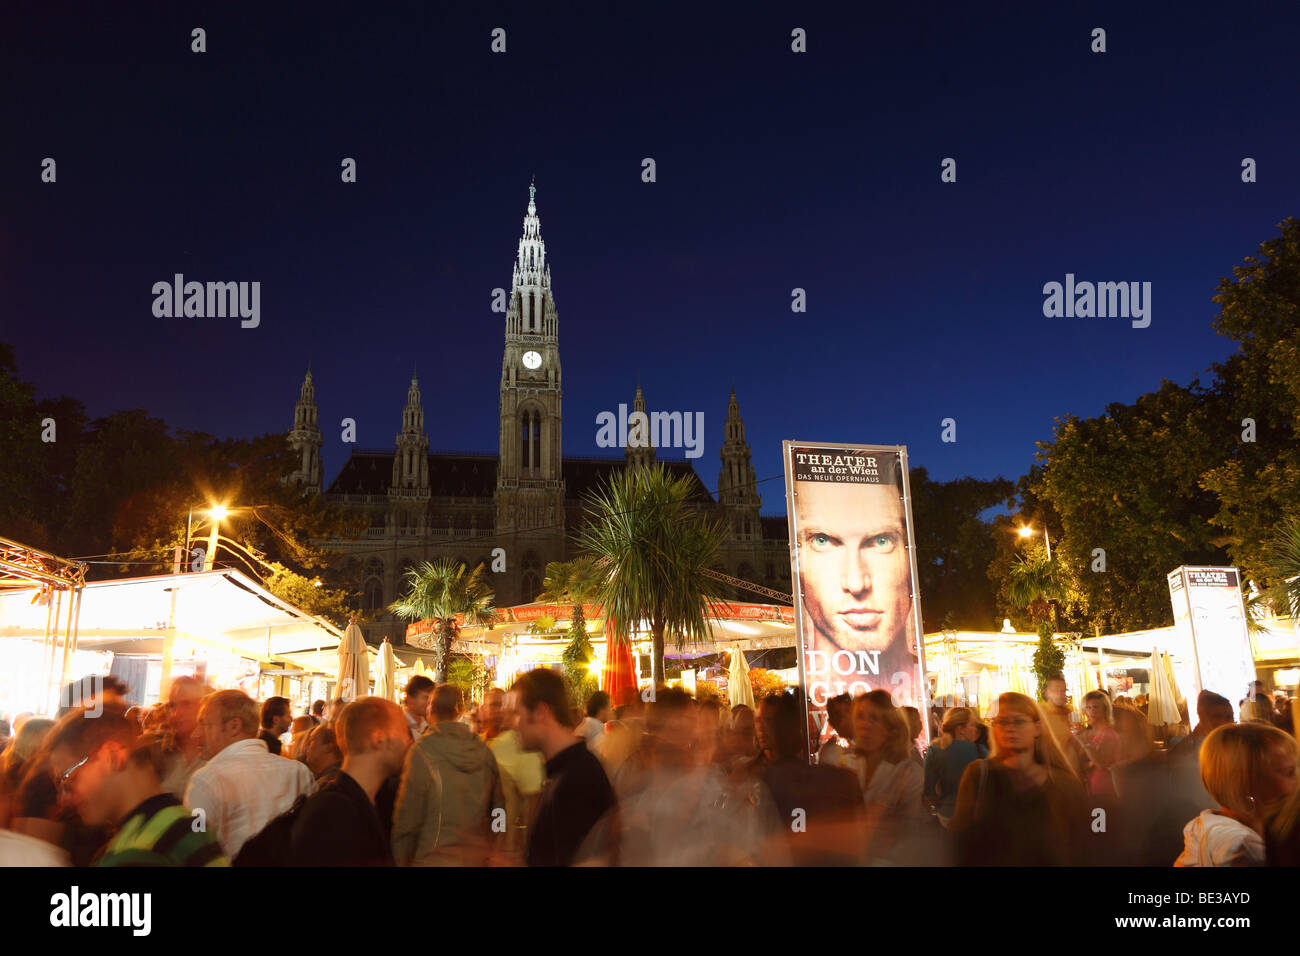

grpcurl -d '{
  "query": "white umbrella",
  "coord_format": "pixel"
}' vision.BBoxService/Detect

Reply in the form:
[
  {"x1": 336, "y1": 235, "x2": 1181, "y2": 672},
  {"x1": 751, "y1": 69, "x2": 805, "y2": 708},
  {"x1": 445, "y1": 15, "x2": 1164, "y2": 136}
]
[
  {"x1": 1146, "y1": 647, "x2": 1180, "y2": 726},
  {"x1": 728, "y1": 646, "x2": 755, "y2": 710},
  {"x1": 373, "y1": 637, "x2": 397, "y2": 702},
  {"x1": 337, "y1": 618, "x2": 370, "y2": 702}
]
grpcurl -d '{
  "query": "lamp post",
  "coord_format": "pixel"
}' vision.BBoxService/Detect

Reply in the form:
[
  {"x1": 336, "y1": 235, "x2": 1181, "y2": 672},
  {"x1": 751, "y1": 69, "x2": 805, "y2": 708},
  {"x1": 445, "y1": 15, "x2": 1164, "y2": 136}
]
[
  {"x1": 187, "y1": 504, "x2": 230, "y2": 572},
  {"x1": 1018, "y1": 523, "x2": 1052, "y2": 561}
]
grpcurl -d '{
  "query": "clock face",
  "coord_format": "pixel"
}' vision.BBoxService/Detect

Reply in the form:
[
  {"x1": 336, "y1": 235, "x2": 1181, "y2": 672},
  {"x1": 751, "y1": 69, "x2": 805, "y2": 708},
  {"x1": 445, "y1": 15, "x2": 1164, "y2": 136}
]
[{"x1": 522, "y1": 350, "x2": 542, "y2": 370}]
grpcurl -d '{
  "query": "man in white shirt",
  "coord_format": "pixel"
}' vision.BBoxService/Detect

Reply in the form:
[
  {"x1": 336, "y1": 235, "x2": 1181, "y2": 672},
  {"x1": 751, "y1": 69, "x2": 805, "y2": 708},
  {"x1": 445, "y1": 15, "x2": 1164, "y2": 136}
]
[{"x1": 184, "y1": 690, "x2": 314, "y2": 858}]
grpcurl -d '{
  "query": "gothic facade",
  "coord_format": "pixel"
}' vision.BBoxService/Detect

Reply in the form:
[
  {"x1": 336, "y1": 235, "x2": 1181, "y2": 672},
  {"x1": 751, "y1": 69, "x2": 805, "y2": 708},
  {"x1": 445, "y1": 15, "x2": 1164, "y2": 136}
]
[{"x1": 288, "y1": 186, "x2": 791, "y2": 644}]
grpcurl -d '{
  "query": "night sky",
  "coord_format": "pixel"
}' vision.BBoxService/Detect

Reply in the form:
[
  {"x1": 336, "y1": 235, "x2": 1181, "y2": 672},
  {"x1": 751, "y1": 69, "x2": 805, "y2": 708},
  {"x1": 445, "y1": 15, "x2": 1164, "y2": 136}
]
[{"x1": 4, "y1": 1, "x2": 1298, "y2": 515}]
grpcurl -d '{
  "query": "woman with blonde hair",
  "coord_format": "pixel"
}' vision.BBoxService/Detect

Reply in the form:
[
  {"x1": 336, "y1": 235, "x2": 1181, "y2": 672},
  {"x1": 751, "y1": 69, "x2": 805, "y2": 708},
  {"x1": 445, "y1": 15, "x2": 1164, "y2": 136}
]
[
  {"x1": 1077, "y1": 689, "x2": 1120, "y2": 797},
  {"x1": 851, "y1": 690, "x2": 929, "y2": 863},
  {"x1": 950, "y1": 692, "x2": 1088, "y2": 865},
  {"x1": 1177, "y1": 722, "x2": 1297, "y2": 866},
  {"x1": 922, "y1": 707, "x2": 985, "y2": 826}
]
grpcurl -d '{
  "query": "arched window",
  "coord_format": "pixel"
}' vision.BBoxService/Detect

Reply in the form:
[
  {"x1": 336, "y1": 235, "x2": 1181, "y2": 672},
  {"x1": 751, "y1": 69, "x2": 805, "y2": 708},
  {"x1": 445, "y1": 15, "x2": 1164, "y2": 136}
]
[{"x1": 364, "y1": 578, "x2": 384, "y2": 611}]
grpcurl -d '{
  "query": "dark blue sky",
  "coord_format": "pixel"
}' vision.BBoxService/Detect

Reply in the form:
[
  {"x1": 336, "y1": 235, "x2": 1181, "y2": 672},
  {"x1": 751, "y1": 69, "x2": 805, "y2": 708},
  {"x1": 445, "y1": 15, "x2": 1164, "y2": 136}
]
[{"x1": 4, "y1": 1, "x2": 1297, "y2": 515}]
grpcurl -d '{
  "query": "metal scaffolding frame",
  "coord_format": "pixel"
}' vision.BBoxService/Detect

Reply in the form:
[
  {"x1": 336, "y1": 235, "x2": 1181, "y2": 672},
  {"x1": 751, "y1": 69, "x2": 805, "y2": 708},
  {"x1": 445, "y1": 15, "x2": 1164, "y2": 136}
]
[{"x1": 0, "y1": 535, "x2": 88, "y2": 714}]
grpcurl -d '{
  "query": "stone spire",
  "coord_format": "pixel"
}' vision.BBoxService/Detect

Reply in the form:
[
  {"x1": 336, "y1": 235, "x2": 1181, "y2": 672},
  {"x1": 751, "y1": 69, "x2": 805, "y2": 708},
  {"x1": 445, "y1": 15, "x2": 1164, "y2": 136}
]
[
  {"x1": 718, "y1": 386, "x2": 760, "y2": 536},
  {"x1": 625, "y1": 383, "x2": 657, "y2": 471},
  {"x1": 507, "y1": 182, "x2": 557, "y2": 338},
  {"x1": 391, "y1": 373, "x2": 430, "y2": 499},
  {"x1": 287, "y1": 367, "x2": 322, "y2": 493}
]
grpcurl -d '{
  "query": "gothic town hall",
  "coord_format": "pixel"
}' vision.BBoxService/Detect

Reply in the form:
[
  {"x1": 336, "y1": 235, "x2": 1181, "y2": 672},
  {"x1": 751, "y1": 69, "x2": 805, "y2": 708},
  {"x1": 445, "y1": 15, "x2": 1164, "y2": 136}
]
[{"x1": 284, "y1": 186, "x2": 792, "y2": 644}]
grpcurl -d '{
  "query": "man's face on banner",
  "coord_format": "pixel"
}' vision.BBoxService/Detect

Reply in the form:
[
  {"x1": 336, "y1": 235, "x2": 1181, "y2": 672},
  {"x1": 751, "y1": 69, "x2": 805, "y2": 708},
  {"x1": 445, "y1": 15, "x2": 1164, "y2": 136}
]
[{"x1": 796, "y1": 477, "x2": 913, "y2": 654}]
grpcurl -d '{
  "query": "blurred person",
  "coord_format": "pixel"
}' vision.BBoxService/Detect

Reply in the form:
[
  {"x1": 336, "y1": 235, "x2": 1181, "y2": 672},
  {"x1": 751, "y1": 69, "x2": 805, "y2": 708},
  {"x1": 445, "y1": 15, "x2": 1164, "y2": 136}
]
[
  {"x1": 0, "y1": 717, "x2": 54, "y2": 830},
  {"x1": 1273, "y1": 699, "x2": 1295, "y2": 736},
  {"x1": 123, "y1": 708, "x2": 142, "y2": 730},
  {"x1": 816, "y1": 693, "x2": 855, "y2": 769},
  {"x1": 479, "y1": 686, "x2": 505, "y2": 742},
  {"x1": 510, "y1": 668, "x2": 615, "y2": 866},
  {"x1": 142, "y1": 703, "x2": 168, "y2": 734},
  {"x1": 1169, "y1": 691, "x2": 1235, "y2": 764},
  {"x1": 302, "y1": 724, "x2": 343, "y2": 787},
  {"x1": 401, "y1": 676, "x2": 434, "y2": 741},
  {"x1": 923, "y1": 707, "x2": 984, "y2": 826},
  {"x1": 851, "y1": 690, "x2": 932, "y2": 864},
  {"x1": 692, "y1": 697, "x2": 724, "y2": 765},
  {"x1": 391, "y1": 684, "x2": 504, "y2": 866},
  {"x1": 950, "y1": 692, "x2": 1088, "y2": 866},
  {"x1": 160, "y1": 676, "x2": 210, "y2": 798},
  {"x1": 1109, "y1": 706, "x2": 1186, "y2": 866},
  {"x1": 576, "y1": 691, "x2": 612, "y2": 749},
  {"x1": 1176, "y1": 722, "x2": 1298, "y2": 866},
  {"x1": 47, "y1": 708, "x2": 227, "y2": 867},
  {"x1": 1077, "y1": 689, "x2": 1119, "y2": 797},
  {"x1": 328, "y1": 697, "x2": 346, "y2": 725},
  {"x1": 743, "y1": 690, "x2": 859, "y2": 866},
  {"x1": 612, "y1": 689, "x2": 788, "y2": 866},
  {"x1": 287, "y1": 698, "x2": 411, "y2": 866},
  {"x1": 258, "y1": 696, "x2": 292, "y2": 755},
  {"x1": 489, "y1": 686, "x2": 547, "y2": 858},
  {"x1": 721, "y1": 704, "x2": 758, "y2": 772},
  {"x1": 0, "y1": 718, "x2": 9, "y2": 753},
  {"x1": 311, "y1": 699, "x2": 326, "y2": 725},
  {"x1": 903, "y1": 706, "x2": 924, "y2": 763},
  {"x1": 1040, "y1": 674, "x2": 1086, "y2": 777},
  {"x1": 286, "y1": 715, "x2": 316, "y2": 759},
  {"x1": 184, "y1": 689, "x2": 315, "y2": 858},
  {"x1": 57, "y1": 675, "x2": 130, "y2": 717}
]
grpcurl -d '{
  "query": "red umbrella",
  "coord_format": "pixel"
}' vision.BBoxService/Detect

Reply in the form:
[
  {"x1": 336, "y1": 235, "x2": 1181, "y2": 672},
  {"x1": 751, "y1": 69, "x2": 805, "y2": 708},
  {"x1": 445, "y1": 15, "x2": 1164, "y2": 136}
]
[{"x1": 601, "y1": 614, "x2": 639, "y2": 707}]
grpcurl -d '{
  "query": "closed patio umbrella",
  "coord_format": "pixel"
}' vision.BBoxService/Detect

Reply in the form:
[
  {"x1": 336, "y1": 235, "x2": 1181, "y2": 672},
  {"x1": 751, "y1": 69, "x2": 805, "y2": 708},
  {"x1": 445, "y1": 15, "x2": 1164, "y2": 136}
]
[
  {"x1": 337, "y1": 618, "x2": 370, "y2": 702},
  {"x1": 1147, "y1": 646, "x2": 1181, "y2": 727},
  {"x1": 728, "y1": 645, "x2": 755, "y2": 710},
  {"x1": 373, "y1": 637, "x2": 397, "y2": 702}
]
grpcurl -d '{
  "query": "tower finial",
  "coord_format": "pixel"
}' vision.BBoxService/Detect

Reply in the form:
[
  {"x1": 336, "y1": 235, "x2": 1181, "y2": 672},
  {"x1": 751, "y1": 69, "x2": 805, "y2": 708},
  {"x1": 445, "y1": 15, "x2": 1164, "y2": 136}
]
[{"x1": 529, "y1": 176, "x2": 536, "y2": 205}]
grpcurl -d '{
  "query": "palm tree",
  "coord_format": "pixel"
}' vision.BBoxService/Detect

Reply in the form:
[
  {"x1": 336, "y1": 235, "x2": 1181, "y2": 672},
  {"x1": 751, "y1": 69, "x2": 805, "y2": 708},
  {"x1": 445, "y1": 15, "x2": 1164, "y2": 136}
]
[
  {"x1": 389, "y1": 558, "x2": 496, "y2": 683},
  {"x1": 537, "y1": 556, "x2": 602, "y2": 635},
  {"x1": 1007, "y1": 544, "x2": 1070, "y2": 695},
  {"x1": 573, "y1": 463, "x2": 728, "y2": 685},
  {"x1": 1249, "y1": 516, "x2": 1300, "y2": 632},
  {"x1": 1007, "y1": 544, "x2": 1069, "y2": 631},
  {"x1": 539, "y1": 558, "x2": 604, "y2": 704}
]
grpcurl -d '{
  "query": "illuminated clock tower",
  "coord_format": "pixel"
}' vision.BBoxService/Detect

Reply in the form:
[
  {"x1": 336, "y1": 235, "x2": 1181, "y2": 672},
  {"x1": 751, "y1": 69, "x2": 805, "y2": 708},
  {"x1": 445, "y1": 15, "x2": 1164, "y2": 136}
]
[{"x1": 496, "y1": 182, "x2": 565, "y2": 550}]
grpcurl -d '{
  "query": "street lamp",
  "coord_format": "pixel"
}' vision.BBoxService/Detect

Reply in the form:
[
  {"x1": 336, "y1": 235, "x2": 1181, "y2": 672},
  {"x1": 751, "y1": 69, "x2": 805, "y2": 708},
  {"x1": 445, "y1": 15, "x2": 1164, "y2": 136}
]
[
  {"x1": 186, "y1": 504, "x2": 231, "y2": 572},
  {"x1": 1018, "y1": 524, "x2": 1052, "y2": 561}
]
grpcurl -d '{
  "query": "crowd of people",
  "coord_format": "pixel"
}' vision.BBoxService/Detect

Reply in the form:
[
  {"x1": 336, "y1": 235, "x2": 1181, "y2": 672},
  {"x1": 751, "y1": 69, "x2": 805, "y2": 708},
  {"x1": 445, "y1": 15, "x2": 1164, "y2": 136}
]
[{"x1": 2, "y1": 669, "x2": 1299, "y2": 867}]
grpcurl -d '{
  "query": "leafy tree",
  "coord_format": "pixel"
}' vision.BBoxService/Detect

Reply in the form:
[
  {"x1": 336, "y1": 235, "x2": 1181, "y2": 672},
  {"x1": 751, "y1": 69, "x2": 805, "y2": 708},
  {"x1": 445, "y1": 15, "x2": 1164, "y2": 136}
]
[
  {"x1": 574, "y1": 463, "x2": 727, "y2": 685},
  {"x1": 908, "y1": 467, "x2": 1015, "y2": 630},
  {"x1": 389, "y1": 559, "x2": 496, "y2": 683},
  {"x1": 1201, "y1": 218, "x2": 1300, "y2": 582},
  {"x1": 1029, "y1": 381, "x2": 1230, "y2": 631}
]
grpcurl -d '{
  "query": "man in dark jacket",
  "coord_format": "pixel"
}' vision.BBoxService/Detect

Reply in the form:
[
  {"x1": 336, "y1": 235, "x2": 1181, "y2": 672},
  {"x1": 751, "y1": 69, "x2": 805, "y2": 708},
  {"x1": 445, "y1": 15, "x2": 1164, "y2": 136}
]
[
  {"x1": 287, "y1": 697, "x2": 410, "y2": 866},
  {"x1": 510, "y1": 668, "x2": 616, "y2": 866},
  {"x1": 259, "y1": 697, "x2": 291, "y2": 755}
]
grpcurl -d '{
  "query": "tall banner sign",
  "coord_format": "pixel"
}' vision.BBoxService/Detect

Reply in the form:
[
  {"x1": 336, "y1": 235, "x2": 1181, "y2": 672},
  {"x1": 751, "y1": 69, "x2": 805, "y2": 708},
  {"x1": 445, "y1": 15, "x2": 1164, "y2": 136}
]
[
  {"x1": 783, "y1": 441, "x2": 927, "y2": 756},
  {"x1": 1167, "y1": 566, "x2": 1256, "y2": 722}
]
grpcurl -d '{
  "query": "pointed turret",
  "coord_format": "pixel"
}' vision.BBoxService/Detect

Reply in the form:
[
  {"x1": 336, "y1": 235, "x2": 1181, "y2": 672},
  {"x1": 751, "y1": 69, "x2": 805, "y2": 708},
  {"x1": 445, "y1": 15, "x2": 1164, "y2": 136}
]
[
  {"x1": 718, "y1": 386, "x2": 760, "y2": 537},
  {"x1": 625, "y1": 383, "x2": 657, "y2": 471},
  {"x1": 287, "y1": 367, "x2": 323, "y2": 493},
  {"x1": 391, "y1": 373, "x2": 430, "y2": 500}
]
